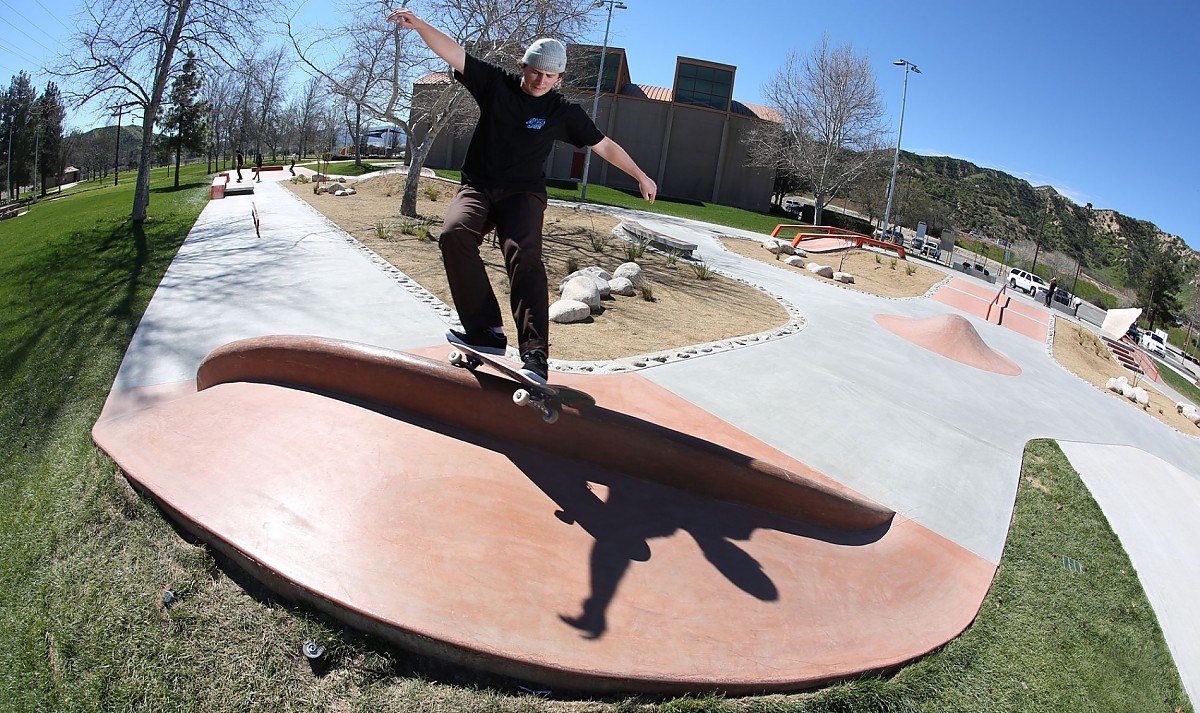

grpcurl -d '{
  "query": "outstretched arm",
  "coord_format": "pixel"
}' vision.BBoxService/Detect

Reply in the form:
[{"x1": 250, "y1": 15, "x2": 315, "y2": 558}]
[
  {"x1": 591, "y1": 137, "x2": 657, "y2": 204},
  {"x1": 387, "y1": 8, "x2": 466, "y2": 74}
]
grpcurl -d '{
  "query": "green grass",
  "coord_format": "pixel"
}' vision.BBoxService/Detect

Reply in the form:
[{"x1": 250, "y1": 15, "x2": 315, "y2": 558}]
[
  {"x1": 1155, "y1": 358, "x2": 1200, "y2": 405},
  {"x1": 435, "y1": 169, "x2": 794, "y2": 236},
  {"x1": 321, "y1": 161, "x2": 389, "y2": 177},
  {"x1": 0, "y1": 167, "x2": 1192, "y2": 711}
]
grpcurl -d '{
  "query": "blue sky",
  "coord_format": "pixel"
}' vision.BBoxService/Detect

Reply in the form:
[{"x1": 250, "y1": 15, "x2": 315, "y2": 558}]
[{"x1": 3, "y1": 1, "x2": 1198, "y2": 249}]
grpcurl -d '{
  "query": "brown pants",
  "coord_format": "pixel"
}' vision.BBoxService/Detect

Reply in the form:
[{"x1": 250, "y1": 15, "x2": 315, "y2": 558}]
[{"x1": 440, "y1": 185, "x2": 549, "y2": 355}]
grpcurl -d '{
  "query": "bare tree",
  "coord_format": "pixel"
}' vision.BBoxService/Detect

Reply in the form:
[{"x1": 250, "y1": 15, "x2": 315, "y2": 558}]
[
  {"x1": 759, "y1": 35, "x2": 889, "y2": 226},
  {"x1": 287, "y1": 0, "x2": 600, "y2": 216},
  {"x1": 55, "y1": 0, "x2": 266, "y2": 222}
]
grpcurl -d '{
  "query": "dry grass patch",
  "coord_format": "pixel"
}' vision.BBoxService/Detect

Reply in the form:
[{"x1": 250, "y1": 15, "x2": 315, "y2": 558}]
[
  {"x1": 1051, "y1": 324, "x2": 1199, "y2": 433},
  {"x1": 719, "y1": 238, "x2": 944, "y2": 298},
  {"x1": 285, "y1": 175, "x2": 789, "y2": 361}
]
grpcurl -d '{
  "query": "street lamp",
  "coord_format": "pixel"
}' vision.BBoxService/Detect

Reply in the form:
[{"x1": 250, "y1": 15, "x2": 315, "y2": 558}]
[
  {"x1": 881, "y1": 59, "x2": 920, "y2": 241},
  {"x1": 110, "y1": 101, "x2": 140, "y2": 187},
  {"x1": 579, "y1": 0, "x2": 627, "y2": 201}
]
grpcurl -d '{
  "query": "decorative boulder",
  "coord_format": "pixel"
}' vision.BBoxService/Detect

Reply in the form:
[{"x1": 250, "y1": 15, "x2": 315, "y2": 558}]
[
  {"x1": 1131, "y1": 387, "x2": 1149, "y2": 406},
  {"x1": 609, "y1": 277, "x2": 637, "y2": 296},
  {"x1": 833, "y1": 272, "x2": 856, "y2": 284},
  {"x1": 327, "y1": 182, "x2": 346, "y2": 193},
  {"x1": 1120, "y1": 383, "x2": 1136, "y2": 399},
  {"x1": 793, "y1": 247, "x2": 808, "y2": 258},
  {"x1": 1107, "y1": 378, "x2": 1122, "y2": 393},
  {"x1": 807, "y1": 263, "x2": 834, "y2": 278},
  {"x1": 763, "y1": 239, "x2": 784, "y2": 254},
  {"x1": 613, "y1": 262, "x2": 644, "y2": 288},
  {"x1": 783, "y1": 255, "x2": 806, "y2": 267},
  {"x1": 1185, "y1": 408, "x2": 1200, "y2": 425},
  {"x1": 561, "y1": 275, "x2": 602, "y2": 312},
  {"x1": 549, "y1": 299, "x2": 592, "y2": 323},
  {"x1": 560, "y1": 269, "x2": 610, "y2": 298}
]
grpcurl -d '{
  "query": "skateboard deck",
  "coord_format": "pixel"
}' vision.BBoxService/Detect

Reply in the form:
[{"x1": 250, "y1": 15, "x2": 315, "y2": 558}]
[{"x1": 446, "y1": 337, "x2": 595, "y2": 424}]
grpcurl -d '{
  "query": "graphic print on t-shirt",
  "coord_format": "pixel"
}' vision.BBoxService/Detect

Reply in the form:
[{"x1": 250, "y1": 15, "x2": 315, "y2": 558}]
[{"x1": 526, "y1": 118, "x2": 546, "y2": 130}]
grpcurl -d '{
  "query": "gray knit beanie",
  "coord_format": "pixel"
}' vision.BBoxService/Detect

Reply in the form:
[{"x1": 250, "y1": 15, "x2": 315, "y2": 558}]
[{"x1": 522, "y1": 38, "x2": 567, "y2": 73}]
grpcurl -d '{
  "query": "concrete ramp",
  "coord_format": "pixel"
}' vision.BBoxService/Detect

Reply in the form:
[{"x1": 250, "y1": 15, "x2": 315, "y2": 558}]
[
  {"x1": 876, "y1": 313, "x2": 1021, "y2": 376},
  {"x1": 92, "y1": 336, "x2": 995, "y2": 693}
]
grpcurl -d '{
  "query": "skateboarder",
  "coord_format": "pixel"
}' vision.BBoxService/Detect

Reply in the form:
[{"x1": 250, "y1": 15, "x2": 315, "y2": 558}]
[
  {"x1": 254, "y1": 152, "x2": 264, "y2": 183},
  {"x1": 235, "y1": 150, "x2": 244, "y2": 183},
  {"x1": 388, "y1": 8, "x2": 657, "y2": 383}
]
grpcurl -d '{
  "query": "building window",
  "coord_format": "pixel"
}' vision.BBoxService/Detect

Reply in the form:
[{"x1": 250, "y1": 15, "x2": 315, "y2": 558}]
[
  {"x1": 565, "y1": 50, "x2": 620, "y2": 93},
  {"x1": 675, "y1": 62, "x2": 732, "y2": 111}
]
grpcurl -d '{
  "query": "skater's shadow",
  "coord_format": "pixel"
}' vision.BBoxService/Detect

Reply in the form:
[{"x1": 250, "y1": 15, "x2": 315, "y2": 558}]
[{"x1": 508, "y1": 450, "x2": 887, "y2": 641}]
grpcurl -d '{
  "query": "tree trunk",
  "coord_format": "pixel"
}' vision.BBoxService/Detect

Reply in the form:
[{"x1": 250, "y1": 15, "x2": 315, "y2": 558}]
[
  {"x1": 132, "y1": 0, "x2": 191, "y2": 222},
  {"x1": 174, "y1": 140, "x2": 182, "y2": 188},
  {"x1": 400, "y1": 137, "x2": 434, "y2": 217}
]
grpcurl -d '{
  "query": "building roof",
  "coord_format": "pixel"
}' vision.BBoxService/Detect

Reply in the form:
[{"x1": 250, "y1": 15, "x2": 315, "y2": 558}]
[{"x1": 415, "y1": 56, "x2": 780, "y2": 122}]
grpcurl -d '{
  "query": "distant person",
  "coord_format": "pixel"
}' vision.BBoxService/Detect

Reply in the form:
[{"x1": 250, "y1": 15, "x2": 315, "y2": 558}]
[
  {"x1": 235, "y1": 150, "x2": 244, "y2": 183},
  {"x1": 386, "y1": 7, "x2": 656, "y2": 383},
  {"x1": 1046, "y1": 277, "x2": 1057, "y2": 307},
  {"x1": 290, "y1": 152, "x2": 298, "y2": 176},
  {"x1": 254, "y1": 152, "x2": 264, "y2": 183}
]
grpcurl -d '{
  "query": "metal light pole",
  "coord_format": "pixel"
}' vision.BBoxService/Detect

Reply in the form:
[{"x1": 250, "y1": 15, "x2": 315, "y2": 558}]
[
  {"x1": 881, "y1": 59, "x2": 920, "y2": 240},
  {"x1": 579, "y1": 0, "x2": 626, "y2": 201},
  {"x1": 110, "y1": 101, "x2": 139, "y2": 187}
]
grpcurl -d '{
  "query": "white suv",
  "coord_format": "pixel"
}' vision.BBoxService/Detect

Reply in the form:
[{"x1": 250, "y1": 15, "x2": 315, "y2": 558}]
[{"x1": 1007, "y1": 268, "x2": 1047, "y2": 296}]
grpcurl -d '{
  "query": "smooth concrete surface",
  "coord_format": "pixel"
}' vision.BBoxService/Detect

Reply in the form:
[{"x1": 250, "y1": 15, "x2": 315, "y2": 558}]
[
  {"x1": 94, "y1": 355, "x2": 992, "y2": 693},
  {"x1": 192, "y1": 336, "x2": 894, "y2": 530},
  {"x1": 93, "y1": 178, "x2": 1200, "y2": 698},
  {"x1": 1057, "y1": 441, "x2": 1200, "y2": 707},
  {"x1": 110, "y1": 170, "x2": 448, "y2": 393}
]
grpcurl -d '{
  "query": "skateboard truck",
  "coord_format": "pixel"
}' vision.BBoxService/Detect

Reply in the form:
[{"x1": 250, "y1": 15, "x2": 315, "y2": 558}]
[{"x1": 447, "y1": 347, "x2": 577, "y2": 424}]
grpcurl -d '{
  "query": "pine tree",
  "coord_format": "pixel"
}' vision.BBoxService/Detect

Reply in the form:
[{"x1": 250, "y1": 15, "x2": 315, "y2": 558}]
[
  {"x1": 161, "y1": 52, "x2": 211, "y2": 188},
  {"x1": 35, "y1": 82, "x2": 66, "y2": 196},
  {"x1": 1, "y1": 72, "x2": 38, "y2": 199}
]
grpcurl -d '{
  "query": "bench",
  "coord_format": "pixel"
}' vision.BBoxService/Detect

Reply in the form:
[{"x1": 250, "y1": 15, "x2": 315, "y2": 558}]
[
  {"x1": 620, "y1": 220, "x2": 698, "y2": 258},
  {"x1": 210, "y1": 172, "x2": 229, "y2": 199}
]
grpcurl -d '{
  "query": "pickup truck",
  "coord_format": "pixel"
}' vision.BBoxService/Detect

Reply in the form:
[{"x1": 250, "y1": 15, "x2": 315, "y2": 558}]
[{"x1": 1139, "y1": 329, "x2": 1168, "y2": 356}]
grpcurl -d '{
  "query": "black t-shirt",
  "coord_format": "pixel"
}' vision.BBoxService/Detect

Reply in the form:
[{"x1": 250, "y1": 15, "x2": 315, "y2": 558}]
[{"x1": 455, "y1": 53, "x2": 604, "y2": 192}]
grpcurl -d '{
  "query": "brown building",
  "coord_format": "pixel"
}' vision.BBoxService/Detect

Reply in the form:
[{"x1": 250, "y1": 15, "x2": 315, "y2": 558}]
[{"x1": 411, "y1": 45, "x2": 779, "y2": 212}]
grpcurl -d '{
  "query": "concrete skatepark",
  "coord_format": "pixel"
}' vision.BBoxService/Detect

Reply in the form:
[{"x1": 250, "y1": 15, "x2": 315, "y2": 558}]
[{"x1": 92, "y1": 168, "x2": 1200, "y2": 699}]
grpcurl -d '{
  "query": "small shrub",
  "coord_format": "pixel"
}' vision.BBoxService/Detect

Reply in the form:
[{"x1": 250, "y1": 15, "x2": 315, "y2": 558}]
[
  {"x1": 905, "y1": 264, "x2": 916, "y2": 276},
  {"x1": 624, "y1": 238, "x2": 650, "y2": 262},
  {"x1": 640, "y1": 283, "x2": 655, "y2": 301},
  {"x1": 374, "y1": 222, "x2": 390, "y2": 240},
  {"x1": 416, "y1": 225, "x2": 432, "y2": 242},
  {"x1": 691, "y1": 261, "x2": 716, "y2": 280},
  {"x1": 565, "y1": 256, "x2": 579, "y2": 274},
  {"x1": 291, "y1": 175, "x2": 310, "y2": 184},
  {"x1": 890, "y1": 258, "x2": 897, "y2": 270},
  {"x1": 422, "y1": 184, "x2": 440, "y2": 201},
  {"x1": 875, "y1": 253, "x2": 882, "y2": 264},
  {"x1": 589, "y1": 231, "x2": 609, "y2": 252},
  {"x1": 398, "y1": 220, "x2": 417, "y2": 235},
  {"x1": 665, "y1": 249, "x2": 680, "y2": 268}
]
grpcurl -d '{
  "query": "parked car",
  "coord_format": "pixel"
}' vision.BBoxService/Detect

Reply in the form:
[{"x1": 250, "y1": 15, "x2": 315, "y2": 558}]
[
  {"x1": 782, "y1": 197, "x2": 803, "y2": 215},
  {"x1": 1007, "y1": 268, "x2": 1047, "y2": 296},
  {"x1": 1052, "y1": 287, "x2": 1071, "y2": 305}
]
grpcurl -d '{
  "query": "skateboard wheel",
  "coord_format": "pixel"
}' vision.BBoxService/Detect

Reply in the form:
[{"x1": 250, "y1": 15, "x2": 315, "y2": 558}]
[
  {"x1": 542, "y1": 408, "x2": 560, "y2": 424},
  {"x1": 448, "y1": 349, "x2": 465, "y2": 365},
  {"x1": 513, "y1": 388, "x2": 531, "y2": 406}
]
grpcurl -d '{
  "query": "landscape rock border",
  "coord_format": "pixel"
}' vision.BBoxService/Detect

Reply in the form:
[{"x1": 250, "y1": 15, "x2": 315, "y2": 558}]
[{"x1": 287, "y1": 194, "x2": 809, "y2": 374}]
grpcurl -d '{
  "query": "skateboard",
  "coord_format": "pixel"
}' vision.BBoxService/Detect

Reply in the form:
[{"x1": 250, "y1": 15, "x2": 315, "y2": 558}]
[
  {"x1": 446, "y1": 338, "x2": 595, "y2": 424},
  {"x1": 251, "y1": 202, "x2": 261, "y2": 238}
]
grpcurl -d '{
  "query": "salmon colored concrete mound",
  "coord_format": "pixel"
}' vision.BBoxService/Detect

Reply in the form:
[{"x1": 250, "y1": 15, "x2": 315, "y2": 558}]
[
  {"x1": 875, "y1": 313, "x2": 1022, "y2": 376},
  {"x1": 92, "y1": 336, "x2": 996, "y2": 693}
]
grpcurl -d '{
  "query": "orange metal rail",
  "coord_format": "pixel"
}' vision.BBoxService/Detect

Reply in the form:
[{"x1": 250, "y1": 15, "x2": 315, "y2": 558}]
[{"x1": 771, "y1": 224, "x2": 907, "y2": 260}]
